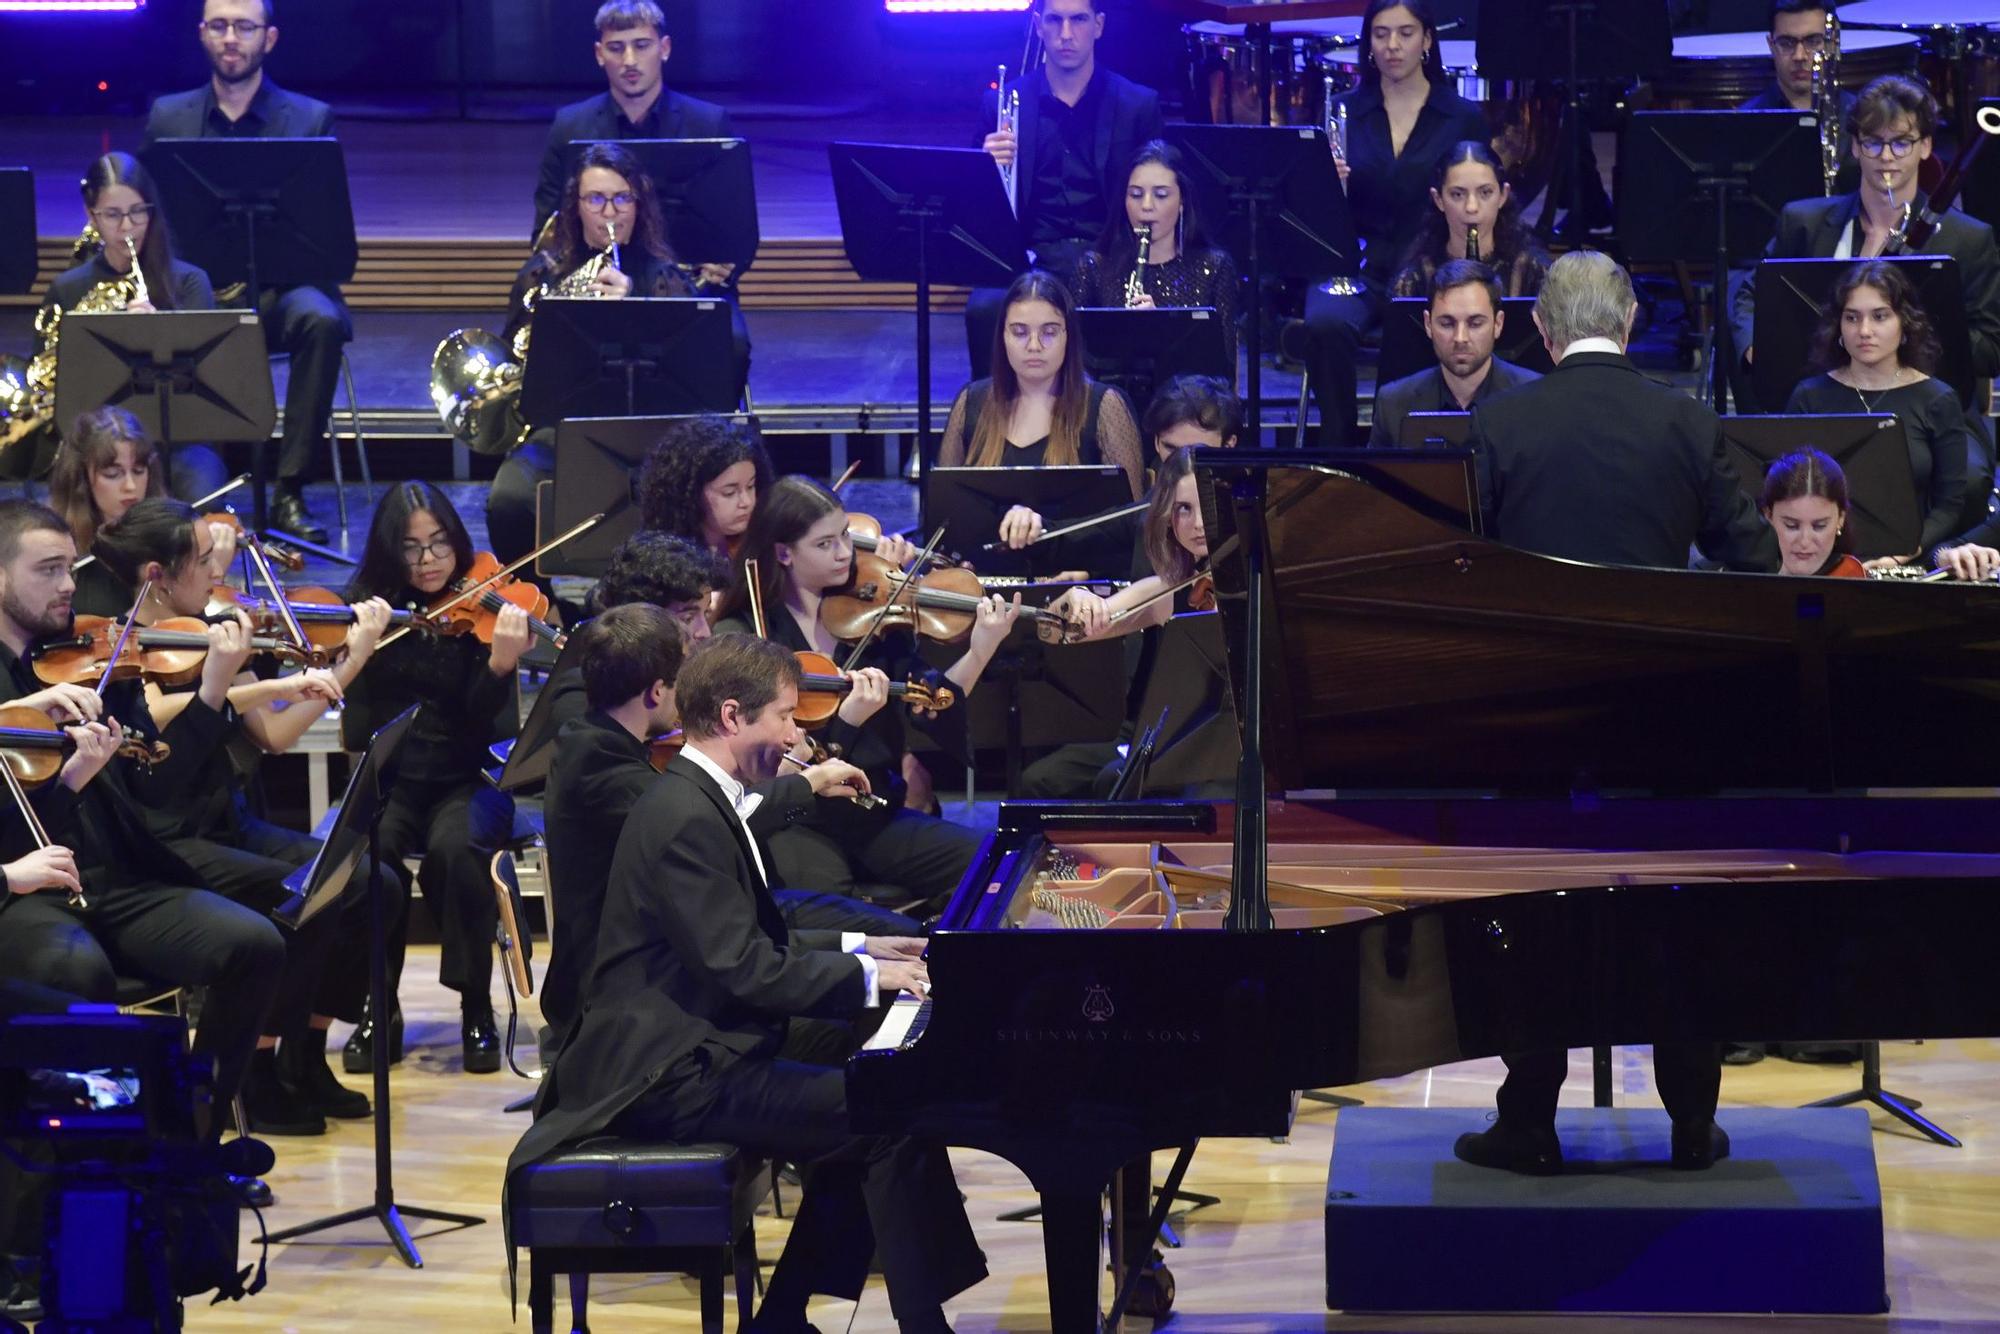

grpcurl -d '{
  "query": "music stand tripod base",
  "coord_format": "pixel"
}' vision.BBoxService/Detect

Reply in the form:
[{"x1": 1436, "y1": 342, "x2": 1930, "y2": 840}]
[{"x1": 1803, "y1": 1039, "x2": 1958, "y2": 1148}]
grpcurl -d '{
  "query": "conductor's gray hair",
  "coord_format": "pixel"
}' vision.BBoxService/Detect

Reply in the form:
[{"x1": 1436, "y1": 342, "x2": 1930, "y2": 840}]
[{"x1": 1534, "y1": 250, "x2": 1635, "y2": 351}]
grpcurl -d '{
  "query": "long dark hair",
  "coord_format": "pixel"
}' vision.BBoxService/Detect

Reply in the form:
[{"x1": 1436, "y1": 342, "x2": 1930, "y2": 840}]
[
  {"x1": 92, "y1": 497, "x2": 199, "y2": 590},
  {"x1": 634, "y1": 415, "x2": 773, "y2": 551},
  {"x1": 80, "y1": 152, "x2": 177, "y2": 310},
  {"x1": 347, "y1": 481, "x2": 475, "y2": 602},
  {"x1": 1760, "y1": 448, "x2": 1853, "y2": 555},
  {"x1": 1397, "y1": 141, "x2": 1530, "y2": 277},
  {"x1": 970, "y1": 270, "x2": 1091, "y2": 469},
  {"x1": 1359, "y1": 0, "x2": 1448, "y2": 89},
  {"x1": 48, "y1": 406, "x2": 165, "y2": 553},
  {"x1": 1811, "y1": 259, "x2": 1941, "y2": 374},
  {"x1": 550, "y1": 142, "x2": 675, "y2": 271},
  {"x1": 1094, "y1": 140, "x2": 1214, "y2": 271},
  {"x1": 1144, "y1": 447, "x2": 1202, "y2": 584},
  {"x1": 712, "y1": 475, "x2": 846, "y2": 626}
]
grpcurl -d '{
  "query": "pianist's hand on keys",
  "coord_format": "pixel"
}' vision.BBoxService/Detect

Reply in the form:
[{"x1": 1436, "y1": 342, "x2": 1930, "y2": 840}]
[{"x1": 878, "y1": 957, "x2": 930, "y2": 999}]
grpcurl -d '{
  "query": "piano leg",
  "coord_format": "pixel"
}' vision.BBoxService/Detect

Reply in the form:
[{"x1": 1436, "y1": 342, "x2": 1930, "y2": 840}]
[{"x1": 1039, "y1": 1189, "x2": 1106, "y2": 1334}]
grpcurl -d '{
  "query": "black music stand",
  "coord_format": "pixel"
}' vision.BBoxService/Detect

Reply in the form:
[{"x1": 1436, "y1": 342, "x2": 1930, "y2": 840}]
[
  {"x1": 562, "y1": 138, "x2": 759, "y2": 273},
  {"x1": 1165, "y1": 125, "x2": 1353, "y2": 444},
  {"x1": 544, "y1": 412, "x2": 760, "y2": 578},
  {"x1": 1397, "y1": 411, "x2": 1473, "y2": 448},
  {"x1": 829, "y1": 142, "x2": 1026, "y2": 501},
  {"x1": 1619, "y1": 111, "x2": 1821, "y2": 408},
  {"x1": 519, "y1": 298, "x2": 740, "y2": 427},
  {"x1": 1958, "y1": 98, "x2": 2000, "y2": 231},
  {"x1": 1377, "y1": 297, "x2": 1554, "y2": 388},
  {"x1": 1129, "y1": 610, "x2": 1238, "y2": 798},
  {"x1": 1477, "y1": 0, "x2": 1671, "y2": 237},
  {"x1": 267, "y1": 706, "x2": 485, "y2": 1267},
  {"x1": 0, "y1": 168, "x2": 34, "y2": 295},
  {"x1": 1077, "y1": 307, "x2": 1233, "y2": 413},
  {"x1": 1753, "y1": 257, "x2": 1974, "y2": 410},
  {"x1": 1718, "y1": 413, "x2": 1922, "y2": 560},
  {"x1": 927, "y1": 465, "x2": 1134, "y2": 578},
  {"x1": 497, "y1": 635, "x2": 585, "y2": 796},
  {"x1": 52, "y1": 310, "x2": 276, "y2": 489}
]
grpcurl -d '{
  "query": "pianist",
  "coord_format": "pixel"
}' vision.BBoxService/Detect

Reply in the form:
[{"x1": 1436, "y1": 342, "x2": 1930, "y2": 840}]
[{"x1": 506, "y1": 634, "x2": 985, "y2": 1334}]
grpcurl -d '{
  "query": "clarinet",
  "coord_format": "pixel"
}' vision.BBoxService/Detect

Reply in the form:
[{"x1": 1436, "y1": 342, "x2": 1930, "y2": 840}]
[
  {"x1": 1465, "y1": 224, "x2": 1480, "y2": 265},
  {"x1": 1124, "y1": 227, "x2": 1152, "y2": 307},
  {"x1": 1813, "y1": 9, "x2": 1843, "y2": 196}
]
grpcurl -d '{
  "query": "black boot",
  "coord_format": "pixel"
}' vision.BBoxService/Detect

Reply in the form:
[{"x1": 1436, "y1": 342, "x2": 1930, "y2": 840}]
[
  {"x1": 281, "y1": 1026, "x2": 371, "y2": 1119},
  {"x1": 243, "y1": 1047, "x2": 326, "y2": 1137},
  {"x1": 268, "y1": 484, "x2": 328, "y2": 545},
  {"x1": 342, "y1": 1000, "x2": 404, "y2": 1075},
  {"x1": 462, "y1": 1000, "x2": 501, "y2": 1075}
]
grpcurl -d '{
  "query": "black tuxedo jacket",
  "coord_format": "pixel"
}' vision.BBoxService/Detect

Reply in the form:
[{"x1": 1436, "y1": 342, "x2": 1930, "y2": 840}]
[
  {"x1": 534, "y1": 88, "x2": 734, "y2": 235},
  {"x1": 508, "y1": 752, "x2": 864, "y2": 1176},
  {"x1": 980, "y1": 68, "x2": 1165, "y2": 246},
  {"x1": 1471, "y1": 351, "x2": 1776, "y2": 572},
  {"x1": 140, "y1": 78, "x2": 334, "y2": 146},
  {"x1": 1369, "y1": 356, "x2": 1538, "y2": 448},
  {"x1": 1730, "y1": 191, "x2": 2000, "y2": 379}
]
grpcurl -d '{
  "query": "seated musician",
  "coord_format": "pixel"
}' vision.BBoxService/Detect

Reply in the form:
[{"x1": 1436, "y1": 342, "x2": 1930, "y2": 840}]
[
  {"x1": 713, "y1": 477, "x2": 1020, "y2": 907},
  {"x1": 1071, "y1": 140, "x2": 1241, "y2": 390},
  {"x1": 1761, "y1": 448, "x2": 1865, "y2": 577},
  {"x1": 937, "y1": 270, "x2": 1145, "y2": 551},
  {"x1": 635, "y1": 415, "x2": 772, "y2": 562},
  {"x1": 342, "y1": 482, "x2": 525, "y2": 1077},
  {"x1": 1389, "y1": 141, "x2": 1551, "y2": 299},
  {"x1": 1143, "y1": 372, "x2": 1241, "y2": 462},
  {"x1": 51, "y1": 408, "x2": 168, "y2": 617},
  {"x1": 508, "y1": 634, "x2": 985, "y2": 1334},
  {"x1": 1370, "y1": 260, "x2": 1539, "y2": 447},
  {"x1": 1785, "y1": 260, "x2": 1989, "y2": 566},
  {"x1": 1470, "y1": 251, "x2": 1775, "y2": 573},
  {"x1": 1930, "y1": 512, "x2": 2000, "y2": 581},
  {"x1": 1303, "y1": 0, "x2": 1491, "y2": 447},
  {"x1": 0, "y1": 499, "x2": 285, "y2": 1131},
  {"x1": 93, "y1": 497, "x2": 394, "y2": 1134},
  {"x1": 1745, "y1": 0, "x2": 1856, "y2": 180},
  {"x1": 32, "y1": 154, "x2": 223, "y2": 494}
]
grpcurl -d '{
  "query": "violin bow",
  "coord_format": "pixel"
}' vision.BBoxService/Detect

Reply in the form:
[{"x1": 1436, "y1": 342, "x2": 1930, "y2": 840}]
[
  {"x1": 838, "y1": 525, "x2": 949, "y2": 675},
  {"x1": 744, "y1": 558, "x2": 770, "y2": 640},
  {"x1": 0, "y1": 752, "x2": 74, "y2": 908},
  {"x1": 829, "y1": 461, "x2": 861, "y2": 493},
  {"x1": 73, "y1": 474, "x2": 253, "y2": 574},
  {"x1": 978, "y1": 498, "x2": 1147, "y2": 554},
  {"x1": 377, "y1": 513, "x2": 604, "y2": 650},
  {"x1": 1102, "y1": 536, "x2": 1237, "y2": 631},
  {"x1": 94, "y1": 579, "x2": 154, "y2": 698},
  {"x1": 239, "y1": 533, "x2": 314, "y2": 663}
]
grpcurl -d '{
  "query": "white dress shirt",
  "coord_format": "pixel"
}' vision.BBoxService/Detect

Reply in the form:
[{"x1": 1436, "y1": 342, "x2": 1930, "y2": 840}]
[{"x1": 1557, "y1": 336, "x2": 1625, "y2": 361}]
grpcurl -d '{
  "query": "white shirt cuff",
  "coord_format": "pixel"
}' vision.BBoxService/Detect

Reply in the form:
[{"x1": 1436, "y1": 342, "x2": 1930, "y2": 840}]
[
  {"x1": 856, "y1": 952, "x2": 880, "y2": 1008},
  {"x1": 841, "y1": 931, "x2": 866, "y2": 954}
]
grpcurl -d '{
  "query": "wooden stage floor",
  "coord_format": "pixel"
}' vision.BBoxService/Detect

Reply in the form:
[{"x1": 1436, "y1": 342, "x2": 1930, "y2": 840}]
[{"x1": 203, "y1": 948, "x2": 2000, "y2": 1333}]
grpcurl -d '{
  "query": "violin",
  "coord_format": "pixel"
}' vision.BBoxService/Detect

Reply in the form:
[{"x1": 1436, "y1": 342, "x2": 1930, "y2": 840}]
[
  {"x1": 780, "y1": 734, "x2": 888, "y2": 811},
  {"x1": 419, "y1": 552, "x2": 567, "y2": 651},
  {"x1": 28, "y1": 615, "x2": 311, "y2": 688},
  {"x1": 791, "y1": 648, "x2": 955, "y2": 728},
  {"x1": 821, "y1": 551, "x2": 1070, "y2": 645},
  {"x1": 209, "y1": 586, "x2": 424, "y2": 657},
  {"x1": 846, "y1": 513, "x2": 960, "y2": 572},
  {"x1": 647, "y1": 730, "x2": 685, "y2": 773},
  {"x1": 203, "y1": 510, "x2": 305, "y2": 572},
  {"x1": 0, "y1": 704, "x2": 166, "y2": 781}
]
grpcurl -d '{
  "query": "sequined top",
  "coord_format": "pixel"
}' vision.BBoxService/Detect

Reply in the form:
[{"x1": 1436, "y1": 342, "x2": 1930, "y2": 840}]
[
  {"x1": 1071, "y1": 246, "x2": 1242, "y2": 373},
  {"x1": 1390, "y1": 240, "x2": 1552, "y2": 300}
]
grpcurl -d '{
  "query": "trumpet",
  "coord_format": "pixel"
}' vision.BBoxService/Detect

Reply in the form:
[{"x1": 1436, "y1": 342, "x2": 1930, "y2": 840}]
[
  {"x1": 1124, "y1": 226, "x2": 1152, "y2": 307},
  {"x1": 996, "y1": 64, "x2": 1020, "y2": 215},
  {"x1": 1466, "y1": 224, "x2": 1480, "y2": 264}
]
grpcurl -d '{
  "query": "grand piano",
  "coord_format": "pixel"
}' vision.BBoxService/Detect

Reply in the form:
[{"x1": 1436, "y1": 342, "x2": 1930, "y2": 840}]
[{"x1": 847, "y1": 452, "x2": 2000, "y2": 1333}]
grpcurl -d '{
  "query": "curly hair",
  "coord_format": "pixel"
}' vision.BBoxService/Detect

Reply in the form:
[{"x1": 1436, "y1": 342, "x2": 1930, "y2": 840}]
[
  {"x1": 549, "y1": 142, "x2": 675, "y2": 271},
  {"x1": 635, "y1": 416, "x2": 774, "y2": 551},
  {"x1": 48, "y1": 406, "x2": 165, "y2": 553},
  {"x1": 588, "y1": 530, "x2": 729, "y2": 614},
  {"x1": 1811, "y1": 259, "x2": 1942, "y2": 374}
]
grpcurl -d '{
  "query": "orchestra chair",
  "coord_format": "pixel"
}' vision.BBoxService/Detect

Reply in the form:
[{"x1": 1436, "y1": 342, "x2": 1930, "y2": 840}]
[
  {"x1": 111, "y1": 975, "x2": 249, "y2": 1141},
  {"x1": 268, "y1": 347, "x2": 373, "y2": 535},
  {"x1": 491, "y1": 844, "x2": 545, "y2": 1112}
]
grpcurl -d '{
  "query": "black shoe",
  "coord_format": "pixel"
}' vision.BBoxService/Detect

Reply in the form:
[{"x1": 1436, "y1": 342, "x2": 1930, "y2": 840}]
[
  {"x1": 1721, "y1": 1042, "x2": 1766, "y2": 1066},
  {"x1": 462, "y1": 1004, "x2": 501, "y2": 1075},
  {"x1": 280, "y1": 1029, "x2": 371, "y2": 1119},
  {"x1": 1671, "y1": 1120, "x2": 1731, "y2": 1171},
  {"x1": 1, "y1": 1277, "x2": 40, "y2": 1325},
  {"x1": 1453, "y1": 1118, "x2": 1563, "y2": 1176},
  {"x1": 268, "y1": 486, "x2": 328, "y2": 545},
  {"x1": 1778, "y1": 1041, "x2": 1861, "y2": 1065},
  {"x1": 342, "y1": 1002, "x2": 404, "y2": 1074},
  {"x1": 243, "y1": 1048, "x2": 326, "y2": 1136}
]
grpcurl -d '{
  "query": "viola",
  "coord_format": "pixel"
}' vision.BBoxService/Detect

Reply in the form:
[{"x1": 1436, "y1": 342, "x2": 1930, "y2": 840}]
[
  {"x1": 791, "y1": 648, "x2": 955, "y2": 728},
  {"x1": 821, "y1": 551, "x2": 1068, "y2": 645},
  {"x1": 780, "y1": 734, "x2": 888, "y2": 811},
  {"x1": 420, "y1": 552, "x2": 567, "y2": 650},
  {"x1": 0, "y1": 704, "x2": 166, "y2": 781},
  {"x1": 28, "y1": 615, "x2": 311, "y2": 688}
]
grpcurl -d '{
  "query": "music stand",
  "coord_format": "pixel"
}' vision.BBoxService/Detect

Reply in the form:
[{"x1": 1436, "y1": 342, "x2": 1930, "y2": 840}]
[
  {"x1": 140, "y1": 138, "x2": 357, "y2": 297},
  {"x1": 1130, "y1": 610, "x2": 1239, "y2": 797},
  {"x1": 1397, "y1": 410, "x2": 1473, "y2": 448},
  {"x1": 829, "y1": 142, "x2": 1026, "y2": 502},
  {"x1": 52, "y1": 311, "x2": 277, "y2": 485},
  {"x1": 1077, "y1": 307, "x2": 1233, "y2": 412},
  {"x1": 267, "y1": 706, "x2": 485, "y2": 1267},
  {"x1": 0, "y1": 169, "x2": 34, "y2": 295},
  {"x1": 1719, "y1": 413, "x2": 1922, "y2": 560},
  {"x1": 1376, "y1": 297, "x2": 1554, "y2": 388},
  {"x1": 545, "y1": 412, "x2": 760, "y2": 578},
  {"x1": 927, "y1": 465, "x2": 1135, "y2": 578},
  {"x1": 562, "y1": 139, "x2": 759, "y2": 273},
  {"x1": 1619, "y1": 111, "x2": 1822, "y2": 407},
  {"x1": 497, "y1": 640, "x2": 584, "y2": 796},
  {"x1": 519, "y1": 298, "x2": 739, "y2": 427},
  {"x1": 1958, "y1": 97, "x2": 2000, "y2": 231},
  {"x1": 1753, "y1": 257, "x2": 1974, "y2": 410},
  {"x1": 1166, "y1": 124, "x2": 1353, "y2": 443}
]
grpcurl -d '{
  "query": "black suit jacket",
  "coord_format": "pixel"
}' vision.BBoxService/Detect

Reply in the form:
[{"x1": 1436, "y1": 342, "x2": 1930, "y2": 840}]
[
  {"x1": 1471, "y1": 351, "x2": 1776, "y2": 571},
  {"x1": 980, "y1": 67, "x2": 1165, "y2": 249},
  {"x1": 140, "y1": 78, "x2": 334, "y2": 147},
  {"x1": 1730, "y1": 191, "x2": 2000, "y2": 379},
  {"x1": 1369, "y1": 356, "x2": 1538, "y2": 448},
  {"x1": 534, "y1": 88, "x2": 734, "y2": 236}
]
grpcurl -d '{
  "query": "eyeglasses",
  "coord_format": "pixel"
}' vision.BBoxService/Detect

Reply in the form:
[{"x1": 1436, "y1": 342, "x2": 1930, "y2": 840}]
[
  {"x1": 201, "y1": 19, "x2": 267, "y2": 38},
  {"x1": 399, "y1": 537, "x2": 455, "y2": 563},
  {"x1": 1771, "y1": 34, "x2": 1828, "y2": 56},
  {"x1": 581, "y1": 191, "x2": 636, "y2": 212},
  {"x1": 1858, "y1": 136, "x2": 1921, "y2": 159},
  {"x1": 91, "y1": 206, "x2": 154, "y2": 227}
]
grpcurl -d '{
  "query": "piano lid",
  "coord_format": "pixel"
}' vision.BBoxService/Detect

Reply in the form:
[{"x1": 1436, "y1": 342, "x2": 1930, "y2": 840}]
[{"x1": 1198, "y1": 451, "x2": 2000, "y2": 796}]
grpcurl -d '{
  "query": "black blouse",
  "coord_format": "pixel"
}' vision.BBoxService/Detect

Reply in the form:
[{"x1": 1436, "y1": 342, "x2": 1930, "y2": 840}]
[
  {"x1": 1332, "y1": 80, "x2": 1493, "y2": 289},
  {"x1": 1071, "y1": 246, "x2": 1242, "y2": 375},
  {"x1": 1785, "y1": 373, "x2": 1978, "y2": 554},
  {"x1": 935, "y1": 378, "x2": 1146, "y2": 500},
  {"x1": 1390, "y1": 234, "x2": 1552, "y2": 299},
  {"x1": 503, "y1": 246, "x2": 695, "y2": 349},
  {"x1": 40, "y1": 252, "x2": 214, "y2": 330},
  {"x1": 340, "y1": 586, "x2": 517, "y2": 786}
]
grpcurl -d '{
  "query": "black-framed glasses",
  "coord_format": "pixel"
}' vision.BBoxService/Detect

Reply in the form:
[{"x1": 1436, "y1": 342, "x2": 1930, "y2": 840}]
[
  {"x1": 201, "y1": 19, "x2": 267, "y2": 38},
  {"x1": 1858, "y1": 136, "x2": 1920, "y2": 159},
  {"x1": 91, "y1": 205, "x2": 154, "y2": 227},
  {"x1": 1770, "y1": 34, "x2": 1828, "y2": 56},
  {"x1": 399, "y1": 537, "x2": 455, "y2": 563},
  {"x1": 581, "y1": 191, "x2": 636, "y2": 212}
]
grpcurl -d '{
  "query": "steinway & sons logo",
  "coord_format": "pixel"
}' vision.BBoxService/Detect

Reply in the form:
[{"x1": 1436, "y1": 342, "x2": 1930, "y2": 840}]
[{"x1": 992, "y1": 983, "x2": 1203, "y2": 1044}]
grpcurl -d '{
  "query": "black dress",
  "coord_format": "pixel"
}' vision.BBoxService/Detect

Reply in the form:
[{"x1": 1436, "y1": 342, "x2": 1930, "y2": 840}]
[
  {"x1": 935, "y1": 378, "x2": 1145, "y2": 500},
  {"x1": 1785, "y1": 373, "x2": 1979, "y2": 554},
  {"x1": 1071, "y1": 245, "x2": 1242, "y2": 381}
]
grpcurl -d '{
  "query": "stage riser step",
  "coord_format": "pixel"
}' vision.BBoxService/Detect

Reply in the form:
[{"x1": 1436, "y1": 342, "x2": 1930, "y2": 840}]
[{"x1": 1324, "y1": 1106, "x2": 1886, "y2": 1315}]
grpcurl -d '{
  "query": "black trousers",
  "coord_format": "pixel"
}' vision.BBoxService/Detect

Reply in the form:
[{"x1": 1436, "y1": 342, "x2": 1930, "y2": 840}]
[
  {"x1": 765, "y1": 808, "x2": 981, "y2": 908},
  {"x1": 252, "y1": 284, "x2": 355, "y2": 485},
  {"x1": 0, "y1": 885, "x2": 285, "y2": 1107},
  {"x1": 1018, "y1": 740, "x2": 1124, "y2": 800},
  {"x1": 1301, "y1": 281, "x2": 1383, "y2": 448},
  {"x1": 1496, "y1": 1043, "x2": 1725, "y2": 1132},
  {"x1": 615, "y1": 1022, "x2": 986, "y2": 1323},
  {"x1": 776, "y1": 889, "x2": 923, "y2": 939},
  {"x1": 376, "y1": 776, "x2": 514, "y2": 1006}
]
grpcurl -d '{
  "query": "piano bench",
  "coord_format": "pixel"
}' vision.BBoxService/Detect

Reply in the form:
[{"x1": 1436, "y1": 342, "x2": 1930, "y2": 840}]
[{"x1": 509, "y1": 1137, "x2": 770, "y2": 1334}]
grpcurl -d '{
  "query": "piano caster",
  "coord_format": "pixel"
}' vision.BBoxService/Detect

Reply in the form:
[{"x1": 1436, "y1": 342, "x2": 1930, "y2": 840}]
[{"x1": 1120, "y1": 1259, "x2": 1176, "y2": 1322}]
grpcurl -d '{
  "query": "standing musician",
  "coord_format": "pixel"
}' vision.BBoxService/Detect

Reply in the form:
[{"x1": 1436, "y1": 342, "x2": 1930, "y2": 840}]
[
  {"x1": 969, "y1": 0, "x2": 1166, "y2": 368},
  {"x1": 1784, "y1": 260, "x2": 1988, "y2": 562},
  {"x1": 635, "y1": 415, "x2": 772, "y2": 562},
  {"x1": 937, "y1": 270, "x2": 1146, "y2": 551},
  {"x1": 1371, "y1": 260, "x2": 1539, "y2": 447},
  {"x1": 341, "y1": 482, "x2": 526, "y2": 1077},
  {"x1": 1761, "y1": 449, "x2": 1866, "y2": 578},
  {"x1": 1389, "y1": 142, "x2": 1551, "y2": 299},
  {"x1": 508, "y1": 634, "x2": 987, "y2": 1334},
  {"x1": 1304, "y1": 0, "x2": 1491, "y2": 447},
  {"x1": 92, "y1": 497, "x2": 394, "y2": 1134},
  {"x1": 141, "y1": 0, "x2": 349, "y2": 544},
  {"x1": 0, "y1": 500, "x2": 285, "y2": 1128},
  {"x1": 713, "y1": 477, "x2": 1021, "y2": 907}
]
